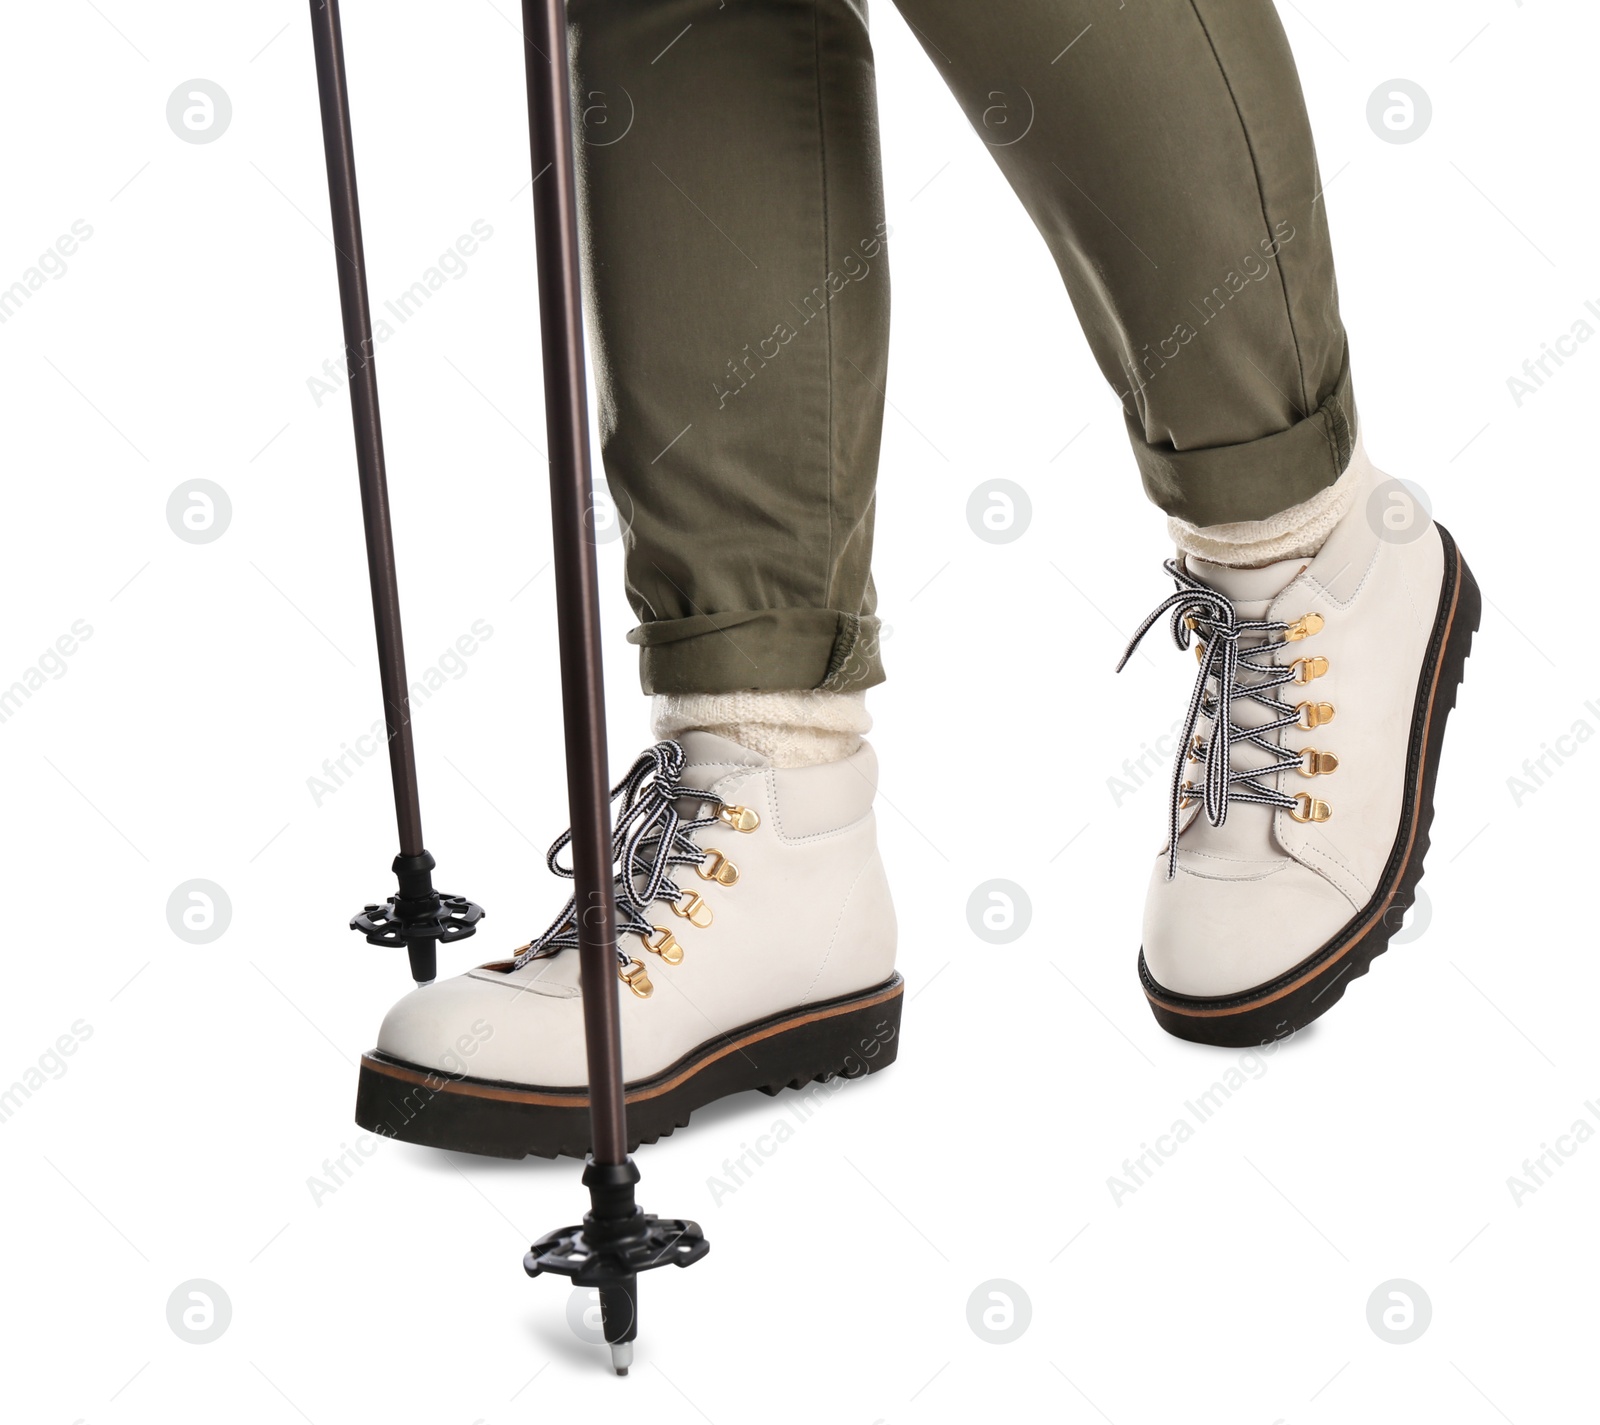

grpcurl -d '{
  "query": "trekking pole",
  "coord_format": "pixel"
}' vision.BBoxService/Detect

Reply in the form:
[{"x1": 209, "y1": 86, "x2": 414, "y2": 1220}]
[
  {"x1": 308, "y1": 0, "x2": 484, "y2": 986},
  {"x1": 513, "y1": 0, "x2": 707, "y2": 1374}
]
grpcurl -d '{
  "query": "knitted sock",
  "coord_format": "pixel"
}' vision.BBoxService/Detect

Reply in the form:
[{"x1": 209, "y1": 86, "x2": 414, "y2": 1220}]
[
  {"x1": 651, "y1": 689, "x2": 870, "y2": 768},
  {"x1": 1169, "y1": 437, "x2": 1375, "y2": 569}
]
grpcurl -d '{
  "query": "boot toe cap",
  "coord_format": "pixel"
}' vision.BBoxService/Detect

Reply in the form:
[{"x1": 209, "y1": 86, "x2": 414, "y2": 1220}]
[
  {"x1": 1141, "y1": 852, "x2": 1359, "y2": 1000},
  {"x1": 375, "y1": 967, "x2": 586, "y2": 1087}
]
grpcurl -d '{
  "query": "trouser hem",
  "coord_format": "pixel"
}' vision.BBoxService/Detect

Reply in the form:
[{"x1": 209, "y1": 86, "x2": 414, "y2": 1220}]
[
  {"x1": 630, "y1": 609, "x2": 884, "y2": 695},
  {"x1": 1132, "y1": 353, "x2": 1357, "y2": 526}
]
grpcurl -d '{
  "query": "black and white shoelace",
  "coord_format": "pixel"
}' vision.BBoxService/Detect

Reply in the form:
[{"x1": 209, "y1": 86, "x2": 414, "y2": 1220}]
[
  {"x1": 1119, "y1": 559, "x2": 1311, "y2": 879},
  {"x1": 512, "y1": 740, "x2": 728, "y2": 973}
]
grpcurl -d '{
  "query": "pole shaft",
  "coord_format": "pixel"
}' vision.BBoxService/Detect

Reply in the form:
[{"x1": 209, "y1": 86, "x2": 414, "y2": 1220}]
[
  {"x1": 520, "y1": 0, "x2": 627, "y2": 1164},
  {"x1": 308, "y1": 0, "x2": 425, "y2": 858}
]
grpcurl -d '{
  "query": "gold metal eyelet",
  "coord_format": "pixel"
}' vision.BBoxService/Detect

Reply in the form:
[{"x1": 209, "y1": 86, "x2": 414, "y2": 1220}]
[
  {"x1": 1194, "y1": 642, "x2": 1208, "y2": 665},
  {"x1": 697, "y1": 848, "x2": 739, "y2": 886},
  {"x1": 1187, "y1": 733, "x2": 1205, "y2": 762},
  {"x1": 1291, "y1": 655, "x2": 1329, "y2": 684},
  {"x1": 1179, "y1": 780, "x2": 1199, "y2": 806},
  {"x1": 1284, "y1": 612, "x2": 1325, "y2": 642},
  {"x1": 640, "y1": 926, "x2": 684, "y2": 965},
  {"x1": 1297, "y1": 700, "x2": 1335, "y2": 730},
  {"x1": 671, "y1": 891, "x2": 713, "y2": 928},
  {"x1": 1291, "y1": 792, "x2": 1331, "y2": 823},
  {"x1": 717, "y1": 804, "x2": 760, "y2": 833},
  {"x1": 1298, "y1": 748, "x2": 1339, "y2": 777},
  {"x1": 620, "y1": 959, "x2": 653, "y2": 997}
]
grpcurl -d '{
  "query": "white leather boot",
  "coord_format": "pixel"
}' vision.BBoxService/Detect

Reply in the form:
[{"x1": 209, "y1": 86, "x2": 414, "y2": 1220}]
[
  {"x1": 1121, "y1": 460, "x2": 1479, "y2": 1046},
  {"x1": 356, "y1": 732, "x2": 901, "y2": 1157}
]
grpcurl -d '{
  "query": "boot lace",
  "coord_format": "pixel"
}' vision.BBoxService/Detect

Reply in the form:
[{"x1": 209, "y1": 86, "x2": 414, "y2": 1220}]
[
  {"x1": 513, "y1": 740, "x2": 729, "y2": 973},
  {"x1": 1118, "y1": 559, "x2": 1320, "y2": 879}
]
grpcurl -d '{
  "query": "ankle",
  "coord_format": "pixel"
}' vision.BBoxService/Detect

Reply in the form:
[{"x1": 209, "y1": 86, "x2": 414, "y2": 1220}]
[
  {"x1": 1169, "y1": 437, "x2": 1376, "y2": 569},
  {"x1": 651, "y1": 689, "x2": 870, "y2": 768}
]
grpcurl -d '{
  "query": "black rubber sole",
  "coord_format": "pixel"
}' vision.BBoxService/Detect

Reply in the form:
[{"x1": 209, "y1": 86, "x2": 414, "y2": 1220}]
[
  {"x1": 1139, "y1": 525, "x2": 1480, "y2": 1048},
  {"x1": 354, "y1": 974, "x2": 904, "y2": 1159}
]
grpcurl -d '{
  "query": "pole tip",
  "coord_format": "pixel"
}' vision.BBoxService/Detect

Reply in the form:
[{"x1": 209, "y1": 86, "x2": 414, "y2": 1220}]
[
  {"x1": 610, "y1": 1341, "x2": 633, "y2": 1376},
  {"x1": 414, "y1": 978, "x2": 435, "y2": 989}
]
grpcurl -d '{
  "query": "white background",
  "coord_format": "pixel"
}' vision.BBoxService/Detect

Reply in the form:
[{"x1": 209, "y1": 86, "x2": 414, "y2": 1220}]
[{"x1": 1, "y1": 2, "x2": 1593, "y2": 1422}]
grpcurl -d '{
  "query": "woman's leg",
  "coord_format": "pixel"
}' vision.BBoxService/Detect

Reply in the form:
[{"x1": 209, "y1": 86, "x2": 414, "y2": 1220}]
[
  {"x1": 882, "y1": 0, "x2": 1475, "y2": 1046},
  {"x1": 352, "y1": 0, "x2": 903, "y2": 1148},
  {"x1": 568, "y1": 0, "x2": 889, "y2": 698},
  {"x1": 361, "y1": 0, "x2": 903, "y2": 1137}
]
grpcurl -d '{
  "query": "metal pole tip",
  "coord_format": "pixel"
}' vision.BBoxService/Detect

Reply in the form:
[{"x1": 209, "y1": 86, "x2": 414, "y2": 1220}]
[
  {"x1": 609, "y1": 1341, "x2": 633, "y2": 1375},
  {"x1": 414, "y1": 979, "x2": 435, "y2": 989}
]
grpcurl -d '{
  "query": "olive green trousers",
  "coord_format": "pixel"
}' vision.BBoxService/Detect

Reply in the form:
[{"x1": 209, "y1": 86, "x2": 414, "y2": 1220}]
[{"x1": 566, "y1": 0, "x2": 1355, "y2": 694}]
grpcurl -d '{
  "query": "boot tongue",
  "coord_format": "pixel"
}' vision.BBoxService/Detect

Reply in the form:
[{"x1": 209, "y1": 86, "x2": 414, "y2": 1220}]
[
  {"x1": 672, "y1": 730, "x2": 769, "y2": 776},
  {"x1": 1184, "y1": 553, "x2": 1306, "y2": 616},
  {"x1": 664, "y1": 731, "x2": 766, "y2": 825},
  {"x1": 1170, "y1": 553, "x2": 1306, "y2": 864}
]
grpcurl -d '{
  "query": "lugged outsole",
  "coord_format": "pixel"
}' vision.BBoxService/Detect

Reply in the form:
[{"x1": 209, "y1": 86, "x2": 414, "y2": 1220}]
[
  {"x1": 1139, "y1": 525, "x2": 1480, "y2": 1047},
  {"x1": 354, "y1": 974, "x2": 904, "y2": 1159}
]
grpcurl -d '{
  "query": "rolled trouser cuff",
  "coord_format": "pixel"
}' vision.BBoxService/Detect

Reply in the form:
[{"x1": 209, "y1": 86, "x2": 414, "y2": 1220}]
[
  {"x1": 629, "y1": 609, "x2": 884, "y2": 695},
  {"x1": 1132, "y1": 355, "x2": 1357, "y2": 527}
]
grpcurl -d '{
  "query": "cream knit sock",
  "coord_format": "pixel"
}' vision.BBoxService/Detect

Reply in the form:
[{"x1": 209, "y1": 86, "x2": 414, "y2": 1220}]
[
  {"x1": 652, "y1": 689, "x2": 870, "y2": 768},
  {"x1": 1169, "y1": 436, "x2": 1375, "y2": 569}
]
